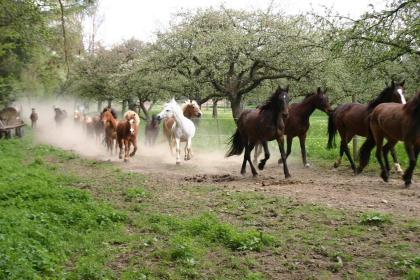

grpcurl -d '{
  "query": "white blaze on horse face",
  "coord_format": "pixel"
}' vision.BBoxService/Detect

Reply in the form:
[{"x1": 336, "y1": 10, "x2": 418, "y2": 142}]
[
  {"x1": 129, "y1": 119, "x2": 135, "y2": 134},
  {"x1": 397, "y1": 88, "x2": 406, "y2": 104}
]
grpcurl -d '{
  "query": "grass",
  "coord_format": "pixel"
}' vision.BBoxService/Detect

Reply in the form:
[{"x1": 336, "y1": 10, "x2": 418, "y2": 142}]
[{"x1": 0, "y1": 131, "x2": 419, "y2": 279}]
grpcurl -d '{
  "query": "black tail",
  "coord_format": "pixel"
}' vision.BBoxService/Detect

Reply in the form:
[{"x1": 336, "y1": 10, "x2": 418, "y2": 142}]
[
  {"x1": 327, "y1": 110, "x2": 337, "y2": 149},
  {"x1": 226, "y1": 129, "x2": 245, "y2": 157},
  {"x1": 357, "y1": 124, "x2": 376, "y2": 174}
]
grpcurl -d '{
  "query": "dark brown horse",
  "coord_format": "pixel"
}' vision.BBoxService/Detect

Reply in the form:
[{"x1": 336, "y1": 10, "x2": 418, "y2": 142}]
[
  {"x1": 327, "y1": 81, "x2": 406, "y2": 173},
  {"x1": 358, "y1": 92, "x2": 420, "y2": 187},
  {"x1": 226, "y1": 86, "x2": 290, "y2": 178},
  {"x1": 163, "y1": 100, "x2": 202, "y2": 153},
  {"x1": 145, "y1": 114, "x2": 160, "y2": 146},
  {"x1": 54, "y1": 107, "x2": 67, "y2": 126},
  {"x1": 254, "y1": 87, "x2": 332, "y2": 167}
]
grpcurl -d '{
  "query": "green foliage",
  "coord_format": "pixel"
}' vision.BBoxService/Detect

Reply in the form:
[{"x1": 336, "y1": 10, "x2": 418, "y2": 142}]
[
  {"x1": 359, "y1": 212, "x2": 392, "y2": 225},
  {"x1": 0, "y1": 137, "x2": 125, "y2": 279}
]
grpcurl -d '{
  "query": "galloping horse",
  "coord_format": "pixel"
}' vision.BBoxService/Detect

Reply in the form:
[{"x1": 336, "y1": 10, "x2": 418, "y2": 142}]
[
  {"x1": 117, "y1": 110, "x2": 140, "y2": 162},
  {"x1": 54, "y1": 107, "x2": 67, "y2": 126},
  {"x1": 226, "y1": 86, "x2": 290, "y2": 178},
  {"x1": 162, "y1": 100, "x2": 202, "y2": 153},
  {"x1": 101, "y1": 109, "x2": 118, "y2": 154},
  {"x1": 358, "y1": 92, "x2": 420, "y2": 187},
  {"x1": 254, "y1": 87, "x2": 332, "y2": 167},
  {"x1": 145, "y1": 115, "x2": 160, "y2": 146},
  {"x1": 327, "y1": 81, "x2": 406, "y2": 173},
  {"x1": 157, "y1": 98, "x2": 197, "y2": 164}
]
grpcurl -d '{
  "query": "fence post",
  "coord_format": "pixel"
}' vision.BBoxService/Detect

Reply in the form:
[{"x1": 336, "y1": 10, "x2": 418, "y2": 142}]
[{"x1": 352, "y1": 95, "x2": 358, "y2": 159}]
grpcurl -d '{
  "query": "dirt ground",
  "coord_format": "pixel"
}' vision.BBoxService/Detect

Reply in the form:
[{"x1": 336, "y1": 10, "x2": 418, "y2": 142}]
[{"x1": 114, "y1": 144, "x2": 420, "y2": 220}]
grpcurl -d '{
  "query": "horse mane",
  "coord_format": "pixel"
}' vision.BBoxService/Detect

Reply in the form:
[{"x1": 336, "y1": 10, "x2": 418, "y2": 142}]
[
  {"x1": 367, "y1": 85, "x2": 394, "y2": 111},
  {"x1": 259, "y1": 87, "x2": 285, "y2": 111},
  {"x1": 124, "y1": 110, "x2": 140, "y2": 125}
]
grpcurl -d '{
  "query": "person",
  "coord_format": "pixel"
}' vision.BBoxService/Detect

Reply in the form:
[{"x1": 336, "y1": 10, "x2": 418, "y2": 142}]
[{"x1": 30, "y1": 108, "x2": 38, "y2": 128}]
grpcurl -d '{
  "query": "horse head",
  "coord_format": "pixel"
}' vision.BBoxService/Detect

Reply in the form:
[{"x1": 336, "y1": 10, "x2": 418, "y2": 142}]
[
  {"x1": 390, "y1": 80, "x2": 406, "y2": 104},
  {"x1": 123, "y1": 110, "x2": 140, "y2": 135},
  {"x1": 276, "y1": 85, "x2": 290, "y2": 119},
  {"x1": 156, "y1": 98, "x2": 179, "y2": 121},
  {"x1": 314, "y1": 87, "x2": 333, "y2": 114},
  {"x1": 101, "y1": 109, "x2": 113, "y2": 125},
  {"x1": 182, "y1": 100, "x2": 202, "y2": 118}
]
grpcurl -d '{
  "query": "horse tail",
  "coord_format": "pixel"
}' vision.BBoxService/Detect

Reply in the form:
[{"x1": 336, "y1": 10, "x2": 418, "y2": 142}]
[
  {"x1": 357, "y1": 119, "x2": 376, "y2": 174},
  {"x1": 327, "y1": 110, "x2": 337, "y2": 149},
  {"x1": 226, "y1": 129, "x2": 245, "y2": 157}
]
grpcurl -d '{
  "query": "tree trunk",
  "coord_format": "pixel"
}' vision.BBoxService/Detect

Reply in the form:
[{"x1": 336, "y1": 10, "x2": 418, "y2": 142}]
[
  {"x1": 107, "y1": 99, "x2": 112, "y2": 107},
  {"x1": 122, "y1": 99, "x2": 128, "y2": 113},
  {"x1": 97, "y1": 100, "x2": 102, "y2": 112},
  {"x1": 212, "y1": 99, "x2": 219, "y2": 119},
  {"x1": 139, "y1": 101, "x2": 150, "y2": 121},
  {"x1": 230, "y1": 95, "x2": 242, "y2": 124}
]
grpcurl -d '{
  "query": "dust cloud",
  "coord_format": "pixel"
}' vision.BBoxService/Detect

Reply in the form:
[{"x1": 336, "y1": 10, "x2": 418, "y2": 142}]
[{"x1": 17, "y1": 97, "x2": 242, "y2": 175}]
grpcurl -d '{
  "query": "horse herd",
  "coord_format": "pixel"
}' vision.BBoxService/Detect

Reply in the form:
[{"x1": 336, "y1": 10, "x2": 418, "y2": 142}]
[
  {"x1": 28, "y1": 80, "x2": 418, "y2": 188},
  {"x1": 228, "y1": 81, "x2": 419, "y2": 188}
]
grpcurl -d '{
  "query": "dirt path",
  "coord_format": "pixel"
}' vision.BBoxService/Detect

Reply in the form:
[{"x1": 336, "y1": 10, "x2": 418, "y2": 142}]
[{"x1": 114, "y1": 145, "x2": 420, "y2": 220}]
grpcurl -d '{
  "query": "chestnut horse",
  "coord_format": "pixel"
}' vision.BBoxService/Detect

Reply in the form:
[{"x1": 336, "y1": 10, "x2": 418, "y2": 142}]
[
  {"x1": 254, "y1": 87, "x2": 332, "y2": 167},
  {"x1": 226, "y1": 86, "x2": 290, "y2": 178},
  {"x1": 116, "y1": 110, "x2": 140, "y2": 162},
  {"x1": 163, "y1": 100, "x2": 202, "y2": 153},
  {"x1": 101, "y1": 110, "x2": 118, "y2": 154},
  {"x1": 327, "y1": 81, "x2": 406, "y2": 173},
  {"x1": 358, "y1": 92, "x2": 420, "y2": 187}
]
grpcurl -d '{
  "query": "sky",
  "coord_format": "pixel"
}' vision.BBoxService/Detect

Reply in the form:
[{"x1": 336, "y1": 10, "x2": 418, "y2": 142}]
[{"x1": 85, "y1": 0, "x2": 387, "y2": 47}]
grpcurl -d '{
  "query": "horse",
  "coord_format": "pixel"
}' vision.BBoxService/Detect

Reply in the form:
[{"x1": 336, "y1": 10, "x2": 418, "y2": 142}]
[
  {"x1": 30, "y1": 108, "x2": 38, "y2": 128},
  {"x1": 101, "y1": 109, "x2": 118, "y2": 154},
  {"x1": 92, "y1": 115, "x2": 104, "y2": 143},
  {"x1": 157, "y1": 98, "x2": 196, "y2": 164},
  {"x1": 54, "y1": 107, "x2": 67, "y2": 126},
  {"x1": 162, "y1": 100, "x2": 202, "y2": 153},
  {"x1": 327, "y1": 80, "x2": 406, "y2": 173},
  {"x1": 73, "y1": 110, "x2": 85, "y2": 126},
  {"x1": 116, "y1": 110, "x2": 140, "y2": 162},
  {"x1": 253, "y1": 87, "x2": 332, "y2": 167},
  {"x1": 358, "y1": 92, "x2": 420, "y2": 187},
  {"x1": 145, "y1": 114, "x2": 160, "y2": 146},
  {"x1": 226, "y1": 86, "x2": 290, "y2": 178}
]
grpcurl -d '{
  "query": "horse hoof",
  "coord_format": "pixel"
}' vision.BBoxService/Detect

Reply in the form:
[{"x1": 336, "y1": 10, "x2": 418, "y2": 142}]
[
  {"x1": 176, "y1": 161, "x2": 181, "y2": 165},
  {"x1": 304, "y1": 163, "x2": 310, "y2": 168},
  {"x1": 404, "y1": 181, "x2": 411, "y2": 188},
  {"x1": 333, "y1": 162, "x2": 339, "y2": 168},
  {"x1": 124, "y1": 159, "x2": 128, "y2": 163},
  {"x1": 258, "y1": 162, "x2": 265, "y2": 170},
  {"x1": 380, "y1": 171, "x2": 389, "y2": 182},
  {"x1": 240, "y1": 170, "x2": 246, "y2": 176},
  {"x1": 285, "y1": 173, "x2": 291, "y2": 179},
  {"x1": 252, "y1": 173, "x2": 258, "y2": 177}
]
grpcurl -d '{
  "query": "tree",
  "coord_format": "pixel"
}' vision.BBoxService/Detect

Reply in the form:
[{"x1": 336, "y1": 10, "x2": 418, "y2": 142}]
[{"x1": 154, "y1": 8, "x2": 329, "y2": 119}]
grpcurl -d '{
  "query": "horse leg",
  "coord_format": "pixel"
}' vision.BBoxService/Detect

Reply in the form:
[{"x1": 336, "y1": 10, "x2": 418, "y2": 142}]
[
  {"x1": 278, "y1": 135, "x2": 292, "y2": 164},
  {"x1": 129, "y1": 138, "x2": 137, "y2": 157},
  {"x1": 118, "y1": 138, "x2": 124, "y2": 159},
  {"x1": 175, "y1": 137, "x2": 181, "y2": 164},
  {"x1": 341, "y1": 138, "x2": 356, "y2": 172},
  {"x1": 402, "y1": 144, "x2": 418, "y2": 187},
  {"x1": 383, "y1": 141, "x2": 396, "y2": 173},
  {"x1": 186, "y1": 138, "x2": 192, "y2": 160},
  {"x1": 389, "y1": 145, "x2": 403, "y2": 174},
  {"x1": 253, "y1": 143, "x2": 262, "y2": 165},
  {"x1": 374, "y1": 136, "x2": 388, "y2": 182},
  {"x1": 258, "y1": 141, "x2": 270, "y2": 170},
  {"x1": 277, "y1": 136, "x2": 291, "y2": 178},
  {"x1": 241, "y1": 138, "x2": 249, "y2": 175},
  {"x1": 299, "y1": 133, "x2": 309, "y2": 167},
  {"x1": 245, "y1": 143, "x2": 258, "y2": 177},
  {"x1": 124, "y1": 140, "x2": 130, "y2": 162}
]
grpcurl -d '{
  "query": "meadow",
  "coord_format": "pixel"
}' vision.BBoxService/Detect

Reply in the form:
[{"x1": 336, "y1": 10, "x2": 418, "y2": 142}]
[{"x1": 0, "y1": 127, "x2": 419, "y2": 279}]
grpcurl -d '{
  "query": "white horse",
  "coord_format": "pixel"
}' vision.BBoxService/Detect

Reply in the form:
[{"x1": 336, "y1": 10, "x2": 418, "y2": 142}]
[{"x1": 157, "y1": 98, "x2": 196, "y2": 164}]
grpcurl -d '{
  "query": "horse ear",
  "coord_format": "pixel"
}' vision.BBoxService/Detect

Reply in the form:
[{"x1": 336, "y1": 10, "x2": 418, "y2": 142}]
[
  {"x1": 317, "y1": 87, "x2": 321, "y2": 94},
  {"x1": 391, "y1": 80, "x2": 395, "y2": 87},
  {"x1": 324, "y1": 87, "x2": 328, "y2": 94},
  {"x1": 400, "y1": 79, "x2": 405, "y2": 87}
]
